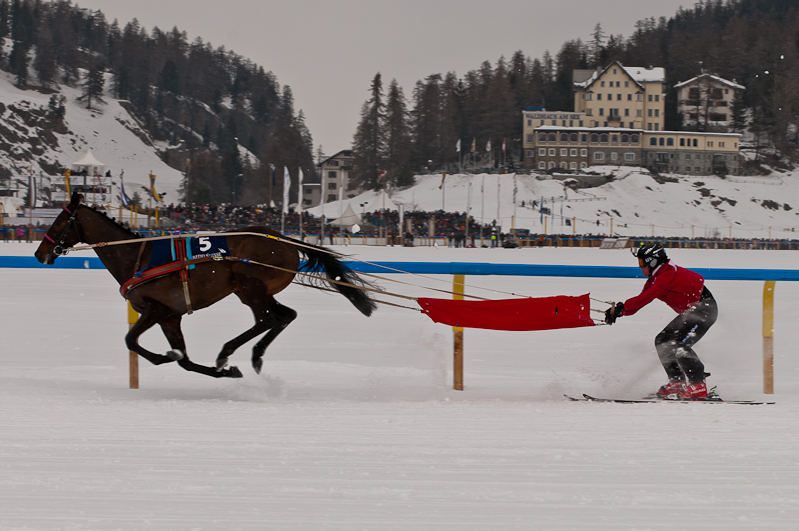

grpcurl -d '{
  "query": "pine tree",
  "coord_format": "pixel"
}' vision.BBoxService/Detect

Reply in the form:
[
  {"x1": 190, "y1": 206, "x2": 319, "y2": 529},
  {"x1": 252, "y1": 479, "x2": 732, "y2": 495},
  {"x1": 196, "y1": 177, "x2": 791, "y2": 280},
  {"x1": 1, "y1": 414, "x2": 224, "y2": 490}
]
[
  {"x1": 352, "y1": 73, "x2": 386, "y2": 190},
  {"x1": 78, "y1": 61, "x2": 106, "y2": 109},
  {"x1": 384, "y1": 78, "x2": 412, "y2": 186}
]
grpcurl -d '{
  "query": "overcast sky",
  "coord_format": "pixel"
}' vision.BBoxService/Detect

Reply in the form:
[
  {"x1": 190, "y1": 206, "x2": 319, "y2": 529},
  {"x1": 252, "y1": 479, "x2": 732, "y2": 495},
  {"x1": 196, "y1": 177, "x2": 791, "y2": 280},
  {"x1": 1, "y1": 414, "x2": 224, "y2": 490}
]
[{"x1": 75, "y1": 0, "x2": 689, "y2": 156}]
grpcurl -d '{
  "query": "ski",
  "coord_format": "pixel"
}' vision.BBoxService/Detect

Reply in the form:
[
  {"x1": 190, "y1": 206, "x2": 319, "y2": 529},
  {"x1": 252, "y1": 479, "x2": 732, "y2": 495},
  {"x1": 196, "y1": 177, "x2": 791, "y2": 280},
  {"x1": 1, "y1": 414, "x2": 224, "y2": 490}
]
[{"x1": 566, "y1": 393, "x2": 774, "y2": 405}]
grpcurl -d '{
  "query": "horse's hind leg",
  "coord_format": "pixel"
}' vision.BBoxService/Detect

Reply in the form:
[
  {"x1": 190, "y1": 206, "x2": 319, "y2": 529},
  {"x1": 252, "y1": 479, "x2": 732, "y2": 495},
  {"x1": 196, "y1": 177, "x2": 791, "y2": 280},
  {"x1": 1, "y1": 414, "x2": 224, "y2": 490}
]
[
  {"x1": 214, "y1": 283, "x2": 276, "y2": 371},
  {"x1": 251, "y1": 300, "x2": 296, "y2": 374},
  {"x1": 160, "y1": 317, "x2": 243, "y2": 379}
]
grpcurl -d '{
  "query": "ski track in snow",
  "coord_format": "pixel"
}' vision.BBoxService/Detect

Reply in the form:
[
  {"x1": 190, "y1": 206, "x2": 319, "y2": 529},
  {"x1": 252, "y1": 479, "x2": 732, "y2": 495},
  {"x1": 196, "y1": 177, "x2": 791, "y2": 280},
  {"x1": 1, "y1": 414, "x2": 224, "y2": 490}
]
[{"x1": 1, "y1": 243, "x2": 798, "y2": 530}]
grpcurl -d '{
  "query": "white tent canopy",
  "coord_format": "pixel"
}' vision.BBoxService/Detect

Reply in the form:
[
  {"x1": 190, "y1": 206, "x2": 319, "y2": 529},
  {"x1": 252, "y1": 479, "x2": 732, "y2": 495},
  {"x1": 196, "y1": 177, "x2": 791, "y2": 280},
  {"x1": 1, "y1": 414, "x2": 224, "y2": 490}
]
[
  {"x1": 328, "y1": 203, "x2": 362, "y2": 229},
  {"x1": 71, "y1": 150, "x2": 107, "y2": 176}
]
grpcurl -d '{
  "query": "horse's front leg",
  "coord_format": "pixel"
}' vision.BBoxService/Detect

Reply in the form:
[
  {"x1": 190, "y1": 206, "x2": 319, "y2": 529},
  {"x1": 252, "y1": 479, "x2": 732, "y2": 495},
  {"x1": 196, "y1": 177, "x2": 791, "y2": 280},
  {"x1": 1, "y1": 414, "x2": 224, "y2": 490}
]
[
  {"x1": 160, "y1": 317, "x2": 243, "y2": 379},
  {"x1": 125, "y1": 302, "x2": 183, "y2": 367}
]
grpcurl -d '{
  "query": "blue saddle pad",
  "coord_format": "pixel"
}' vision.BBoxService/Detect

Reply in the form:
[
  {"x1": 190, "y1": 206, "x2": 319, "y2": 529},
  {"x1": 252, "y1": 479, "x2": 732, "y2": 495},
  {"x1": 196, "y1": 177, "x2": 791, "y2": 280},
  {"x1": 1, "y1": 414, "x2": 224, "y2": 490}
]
[{"x1": 146, "y1": 236, "x2": 230, "y2": 270}]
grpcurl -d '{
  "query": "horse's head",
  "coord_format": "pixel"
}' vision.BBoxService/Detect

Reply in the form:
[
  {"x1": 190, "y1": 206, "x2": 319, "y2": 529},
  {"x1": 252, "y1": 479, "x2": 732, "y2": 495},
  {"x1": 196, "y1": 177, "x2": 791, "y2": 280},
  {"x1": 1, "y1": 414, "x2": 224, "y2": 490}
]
[{"x1": 35, "y1": 193, "x2": 85, "y2": 265}]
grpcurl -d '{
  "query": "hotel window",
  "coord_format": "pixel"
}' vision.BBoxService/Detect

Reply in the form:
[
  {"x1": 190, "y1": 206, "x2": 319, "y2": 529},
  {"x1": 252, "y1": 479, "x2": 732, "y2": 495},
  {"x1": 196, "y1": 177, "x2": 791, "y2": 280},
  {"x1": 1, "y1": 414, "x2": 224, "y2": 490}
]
[
  {"x1": 570, "y1": 162, "x2": 577, "y2": 170},
  {"x1": 548, "y1": 133, "x2": 557, "y2": 141},
  {"x1": 630, "y1": 134, "x2": 639, "y2": 143},
  {"x1": 601, "y1": 81, "x2": 605, "y2": 87},
  {"x1": 667, "y1": 138, "x2": 674, "y2": 146},
  {"x1": 655, "y1": 109, "x2": 659, "y2": 117},
  {"x1": 648, "y1": 94, "x2": 653, "y2": 102},
  {"x1": 590, "y1": 134, "x2": 599, "y2": 143},
  {"x1": 570, "y1": 133, "x2": 578, "y2": 142},
  {"x1": 539, "y1": 148, "x2": 546, "y2": 156},
  {"x1": 560, "y1": 148, "x2": 568, "y2": 156},
  {"x1": 570, "y1": 149, "x2": 577, "y2": 156},
  {"x1": 624, "y1": 153, "x2": 636, "y2": 161},
  {"x1": 625, "y1": 81, "x2": 629, "y2": 87},
  {"x1": 600, "y1": 133, "x2": 609, "y2": 143},
  {"x1": 617, "y1": 94, "x2": 622, "y2": 101},
  {"x1": 560, "y1": 162, "x2": 567, "y2": 169},
  {"x1": 580, "y1": 162, "x2": 588, "y2": 169},
  {"x1": 637, "y1": 93, "x2": 643, "y2": 101},
  {"x1": 655, "y1": 95, "x2": 660, "y2": 102},
  {"x1": 693, "y1": 139, "x2": 698, "y2": 147},
  {"x1": 538, "y1": 161, "x2": 546, "y2": 169},
  {"x1": 599, "y1": 108, "x2": 604, "y2": 116},
  {"x1": 680, "y1": 138, "x2": 685, "y2": 146},
  {"x1": 610, "y1": 152, "x2": 618, "y2": 161},
  {"x1": 548, "y1": 161, "x2": 556, "y2": 169},
  {"x1": 328, "y1": 171, "x2": 337, "y2": 179},
  {"x1": 581, "y1": 149, "x2": 588, "y2": 156},
  {"x1": 549, "y1": 148, "x2": 556, "y2": 156},
  {"x1": 650, "y1": 138, "x2": 657, "y2": 146},
  {"x1": 328, "y1": 183, "x2": 337, "y2": 189},
  {"x1": 538, "y1": 133, "x2": 547, "y2": 142},
  {"x1": 598, "y1": 93, "x2": 602, "y2": 100},
  {"x1": 560, "y1": 133, "x2": 569, "y2": 142},
  {"x1": 624, "y1": 109, "x2": 630, "y2": 116},
  {"x1": 648, "y1": 109, "x2": 653, "y2": 117},
  {"x1": 594, "y1": 152, "x2": 605, "y2": 161},
  {"x1": 621, "y1": 134, "x2": 629, "y2": 143}
]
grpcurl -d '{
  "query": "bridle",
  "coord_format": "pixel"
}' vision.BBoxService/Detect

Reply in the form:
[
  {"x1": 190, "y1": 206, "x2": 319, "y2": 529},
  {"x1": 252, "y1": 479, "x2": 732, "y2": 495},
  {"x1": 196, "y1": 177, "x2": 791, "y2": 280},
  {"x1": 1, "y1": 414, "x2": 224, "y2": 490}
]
[{"x1": 44, "y1": 201, "x2": 83, "y2": 259}]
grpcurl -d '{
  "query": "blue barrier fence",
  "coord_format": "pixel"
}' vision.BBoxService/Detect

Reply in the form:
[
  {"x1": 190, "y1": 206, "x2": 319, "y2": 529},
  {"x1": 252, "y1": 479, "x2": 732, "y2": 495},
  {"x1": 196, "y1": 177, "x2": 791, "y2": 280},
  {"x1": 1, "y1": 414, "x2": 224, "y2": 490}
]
[{"x1": 3, "y1": 255, "x2": 799, "y2": 281}]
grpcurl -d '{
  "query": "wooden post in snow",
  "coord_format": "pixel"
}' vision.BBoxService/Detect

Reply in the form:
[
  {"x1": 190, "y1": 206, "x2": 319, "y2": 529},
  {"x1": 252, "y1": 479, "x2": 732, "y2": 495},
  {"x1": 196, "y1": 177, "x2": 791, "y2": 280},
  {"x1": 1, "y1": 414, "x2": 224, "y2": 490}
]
[{"x1": 453, "y1": 274, "x2": 465, "y2": 391}]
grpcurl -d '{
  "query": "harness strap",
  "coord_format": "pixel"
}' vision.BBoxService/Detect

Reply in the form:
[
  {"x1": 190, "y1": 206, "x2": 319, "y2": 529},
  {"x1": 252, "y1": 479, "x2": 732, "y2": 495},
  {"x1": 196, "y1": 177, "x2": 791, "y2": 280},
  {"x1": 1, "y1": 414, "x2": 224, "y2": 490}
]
[{"x1": 120, "y1": 254, "x2": 236, "y2": 299}]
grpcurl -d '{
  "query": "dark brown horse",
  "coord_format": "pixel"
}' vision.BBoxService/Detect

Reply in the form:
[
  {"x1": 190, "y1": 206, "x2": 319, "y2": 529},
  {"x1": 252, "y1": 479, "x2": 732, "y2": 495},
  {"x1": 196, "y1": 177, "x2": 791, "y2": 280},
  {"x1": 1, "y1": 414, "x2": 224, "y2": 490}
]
[{"x1": 35, "y1": 193, "x2": 377, "y2": 378}]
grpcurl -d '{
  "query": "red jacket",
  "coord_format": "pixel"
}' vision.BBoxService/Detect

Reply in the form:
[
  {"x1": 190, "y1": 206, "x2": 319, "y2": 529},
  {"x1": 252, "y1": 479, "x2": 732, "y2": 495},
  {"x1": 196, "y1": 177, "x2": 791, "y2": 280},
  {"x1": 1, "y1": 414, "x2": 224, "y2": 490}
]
[{"x1": 623, "y1": 260, "x2": 705, "y2": 316}]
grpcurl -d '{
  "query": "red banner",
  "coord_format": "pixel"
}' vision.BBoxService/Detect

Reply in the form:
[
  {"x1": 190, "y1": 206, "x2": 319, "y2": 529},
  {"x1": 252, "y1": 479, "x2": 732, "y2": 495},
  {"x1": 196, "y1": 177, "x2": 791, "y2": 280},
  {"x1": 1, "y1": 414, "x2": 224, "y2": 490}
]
[{"x1": 418, "y1": 294, "x2": 595, "y2": 331}]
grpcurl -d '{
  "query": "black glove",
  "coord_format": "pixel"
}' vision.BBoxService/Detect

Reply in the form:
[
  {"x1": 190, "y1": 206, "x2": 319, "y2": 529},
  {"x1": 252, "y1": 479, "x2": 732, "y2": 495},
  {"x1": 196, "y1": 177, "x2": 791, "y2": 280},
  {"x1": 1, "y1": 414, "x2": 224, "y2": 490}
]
[{"x1": 604, "y1": 302, "x2": 625, "y2": 325}]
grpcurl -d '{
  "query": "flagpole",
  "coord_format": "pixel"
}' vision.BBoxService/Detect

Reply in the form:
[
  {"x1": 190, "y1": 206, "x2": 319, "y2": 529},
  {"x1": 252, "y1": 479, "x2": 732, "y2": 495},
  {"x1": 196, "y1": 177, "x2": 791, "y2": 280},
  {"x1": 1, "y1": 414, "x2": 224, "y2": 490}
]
[
  {"x1": 465, "y1": 177, "x2": 471, "y2": 241},
  {"x1": 480, "y1": 174, "x2": 485, "y2": 246},
  {"x1": 28, "y1": 168, "x2": 33, "y2": 242}
]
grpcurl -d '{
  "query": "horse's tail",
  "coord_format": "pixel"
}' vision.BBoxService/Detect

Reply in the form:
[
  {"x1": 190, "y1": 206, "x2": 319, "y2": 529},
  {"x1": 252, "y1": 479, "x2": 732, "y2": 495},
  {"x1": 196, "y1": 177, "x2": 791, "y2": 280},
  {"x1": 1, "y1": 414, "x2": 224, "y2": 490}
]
[{"x1": 294, "y1": 241, "x2": 378, "y2": 317}]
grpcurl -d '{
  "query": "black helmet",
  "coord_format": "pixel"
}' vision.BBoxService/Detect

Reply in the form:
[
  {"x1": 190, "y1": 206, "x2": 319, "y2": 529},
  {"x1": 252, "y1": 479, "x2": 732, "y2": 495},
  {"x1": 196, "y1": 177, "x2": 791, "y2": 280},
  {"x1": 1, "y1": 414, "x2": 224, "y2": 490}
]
[{"x1": 633, "y1": 242, "x2": 668, "y2": 269}]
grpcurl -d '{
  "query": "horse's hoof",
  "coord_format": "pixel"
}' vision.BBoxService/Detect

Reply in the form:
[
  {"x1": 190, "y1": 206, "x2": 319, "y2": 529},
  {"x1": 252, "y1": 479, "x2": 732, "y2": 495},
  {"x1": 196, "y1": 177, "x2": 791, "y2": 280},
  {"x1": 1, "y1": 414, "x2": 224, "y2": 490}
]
[
  {"x1": 226, "y1": 366, "x2": 243, "y2": 378},
  {"x1": 167, "y1": 349, "x2": 184, "y2": 361},
  {"x1": 252, "y1": 358, "x2": 263, "y2": 374},
  {"x1": 215, "y1": 357, "x2": 229, "y2": 370}
]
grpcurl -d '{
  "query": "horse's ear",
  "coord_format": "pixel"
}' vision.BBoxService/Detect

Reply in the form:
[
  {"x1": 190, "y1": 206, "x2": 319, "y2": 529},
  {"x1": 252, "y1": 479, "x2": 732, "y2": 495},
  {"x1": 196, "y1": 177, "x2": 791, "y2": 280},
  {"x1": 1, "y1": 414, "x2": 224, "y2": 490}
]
[{"x1": 70, "y1": 192, "x2": 84, "y2": 206}]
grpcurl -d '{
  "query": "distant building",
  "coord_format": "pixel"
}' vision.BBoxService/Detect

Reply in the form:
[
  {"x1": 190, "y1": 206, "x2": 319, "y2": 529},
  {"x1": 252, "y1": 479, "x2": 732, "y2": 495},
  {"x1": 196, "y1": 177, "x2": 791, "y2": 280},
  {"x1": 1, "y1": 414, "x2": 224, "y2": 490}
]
[
  {"x1": 573, "y1": 61, "x2": 666, "y2": 131},
  {"x1": 520, "y1": 62, "x2": 742, "y2": 176},
  {"x1": 674, "y1": 74, "x2": 745, "y2": 131},
  {"x1": 316, "y1": 150, "x2": 360, "y2": 204}
]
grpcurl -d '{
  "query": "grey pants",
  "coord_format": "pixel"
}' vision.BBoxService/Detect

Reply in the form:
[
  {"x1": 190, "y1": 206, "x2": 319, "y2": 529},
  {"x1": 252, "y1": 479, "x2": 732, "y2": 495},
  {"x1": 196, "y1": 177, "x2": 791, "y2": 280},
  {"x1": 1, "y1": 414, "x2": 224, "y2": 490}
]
[{"x1": 655, "y1": 287, "x2": 718, "y2": 384}]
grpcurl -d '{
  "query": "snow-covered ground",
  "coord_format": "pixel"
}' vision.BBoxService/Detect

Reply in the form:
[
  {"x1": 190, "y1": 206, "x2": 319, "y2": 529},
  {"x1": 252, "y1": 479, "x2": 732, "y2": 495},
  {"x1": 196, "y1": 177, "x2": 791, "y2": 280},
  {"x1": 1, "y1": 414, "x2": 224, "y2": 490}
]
[{"x1": 2, "y1": 242, "x2": 798, "y2": 530}]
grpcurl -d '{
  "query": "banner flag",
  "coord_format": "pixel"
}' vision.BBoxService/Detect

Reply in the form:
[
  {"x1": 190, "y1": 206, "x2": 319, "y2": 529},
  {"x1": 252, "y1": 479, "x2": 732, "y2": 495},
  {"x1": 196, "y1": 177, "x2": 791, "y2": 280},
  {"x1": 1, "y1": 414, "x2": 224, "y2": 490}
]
[
  {"x1": 471, "y1": 138, "x2": 476, "y2": 152},
  {"x1": 502, "y1": 138, "x2": 506, "y2": 153},
  {"x1": 456, "y1": 139, "x2": 461, "y2": 153},
  {"x1": 283, "y1": 166, "x2": 291, "y2": 214},
  {"x1": 486, "y1": 139, "x2": 491, "y2": 152},
  {"x1": 418, "y1": 294, "x2": 596, "y2": 331},
  {"x1": 120, "y1": 171, "x2": 130, "y2": 207},
  {"x1": 297, "y1": 167, "x2": 304, "y2": 214},
  {"x1": 149, "y1": 173, "x2": 162, "y2": 202}
]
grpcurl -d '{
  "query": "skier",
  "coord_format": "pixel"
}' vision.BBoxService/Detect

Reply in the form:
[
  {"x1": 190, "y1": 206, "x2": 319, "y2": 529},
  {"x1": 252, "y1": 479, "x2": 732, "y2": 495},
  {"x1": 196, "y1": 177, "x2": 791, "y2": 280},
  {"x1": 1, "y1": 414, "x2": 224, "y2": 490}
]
[{"x1": 604, "y1": 242, "x2": 718, "y2": 399}]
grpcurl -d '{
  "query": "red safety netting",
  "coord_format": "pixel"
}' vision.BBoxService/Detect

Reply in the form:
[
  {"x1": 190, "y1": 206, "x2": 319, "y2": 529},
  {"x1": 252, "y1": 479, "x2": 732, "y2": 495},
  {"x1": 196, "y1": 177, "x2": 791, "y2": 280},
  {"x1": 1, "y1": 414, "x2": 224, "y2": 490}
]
[{"x1": 418, "y1": 294, "x2": 596, "y2": 331}]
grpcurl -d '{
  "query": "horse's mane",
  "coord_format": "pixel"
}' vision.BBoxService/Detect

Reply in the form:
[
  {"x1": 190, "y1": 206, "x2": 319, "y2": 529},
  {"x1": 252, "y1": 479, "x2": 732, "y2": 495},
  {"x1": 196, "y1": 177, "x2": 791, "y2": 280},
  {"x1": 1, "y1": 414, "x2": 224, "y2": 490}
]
[{"x1": 81, "y1": 203, "x2": 143, "y2": 239}]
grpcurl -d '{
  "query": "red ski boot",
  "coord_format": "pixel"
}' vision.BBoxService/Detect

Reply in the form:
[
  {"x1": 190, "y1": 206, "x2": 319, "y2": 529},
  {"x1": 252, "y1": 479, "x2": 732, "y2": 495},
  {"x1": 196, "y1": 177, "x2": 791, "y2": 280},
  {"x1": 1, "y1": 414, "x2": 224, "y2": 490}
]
[
  {"x1": 655, "y1": 379, "x2": 686, "y2": 398},
  {"x1": 678, "y1": 381, "x2": 708, "y2": 400}
]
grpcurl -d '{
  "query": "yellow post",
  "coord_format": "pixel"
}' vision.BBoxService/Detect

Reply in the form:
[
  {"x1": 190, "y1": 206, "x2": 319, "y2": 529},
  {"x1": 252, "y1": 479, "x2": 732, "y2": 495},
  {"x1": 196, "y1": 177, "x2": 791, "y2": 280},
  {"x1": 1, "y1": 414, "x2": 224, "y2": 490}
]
[
  {"x1": 453, "y1": 274, "x2": 465, "y2": 391},
  {"x1": 127, "y1": 302, "x2": 139, "y2": 389},
  {"x1": 762, "y1": 281, "x2": 775, "y2": 394}
]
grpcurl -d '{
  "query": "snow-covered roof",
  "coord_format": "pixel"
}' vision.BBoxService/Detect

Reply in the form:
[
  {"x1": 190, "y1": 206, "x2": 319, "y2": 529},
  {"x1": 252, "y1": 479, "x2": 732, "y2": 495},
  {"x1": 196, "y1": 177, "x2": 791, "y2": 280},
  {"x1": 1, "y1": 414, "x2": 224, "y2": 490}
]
[
  {"x1": 72, "y1": 150, "x2": 106, "y2": 168},
  {"x1": 674, "y1": 74, "x2": 745, "y2": 90},
  {"x1": 574, "y1": 61, "x2": 665, "y2": 90}
]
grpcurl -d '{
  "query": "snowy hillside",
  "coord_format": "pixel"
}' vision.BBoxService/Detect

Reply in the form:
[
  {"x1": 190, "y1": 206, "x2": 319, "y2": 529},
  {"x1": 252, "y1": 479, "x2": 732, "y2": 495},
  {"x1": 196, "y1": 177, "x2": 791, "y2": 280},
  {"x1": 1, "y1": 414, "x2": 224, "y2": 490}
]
[
  {"x1": 309, "y1": 168, "x2": 799, "y2": 240},
  {"x1": 0, "y1": 70, "x2": 185, "y2": 210}
]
